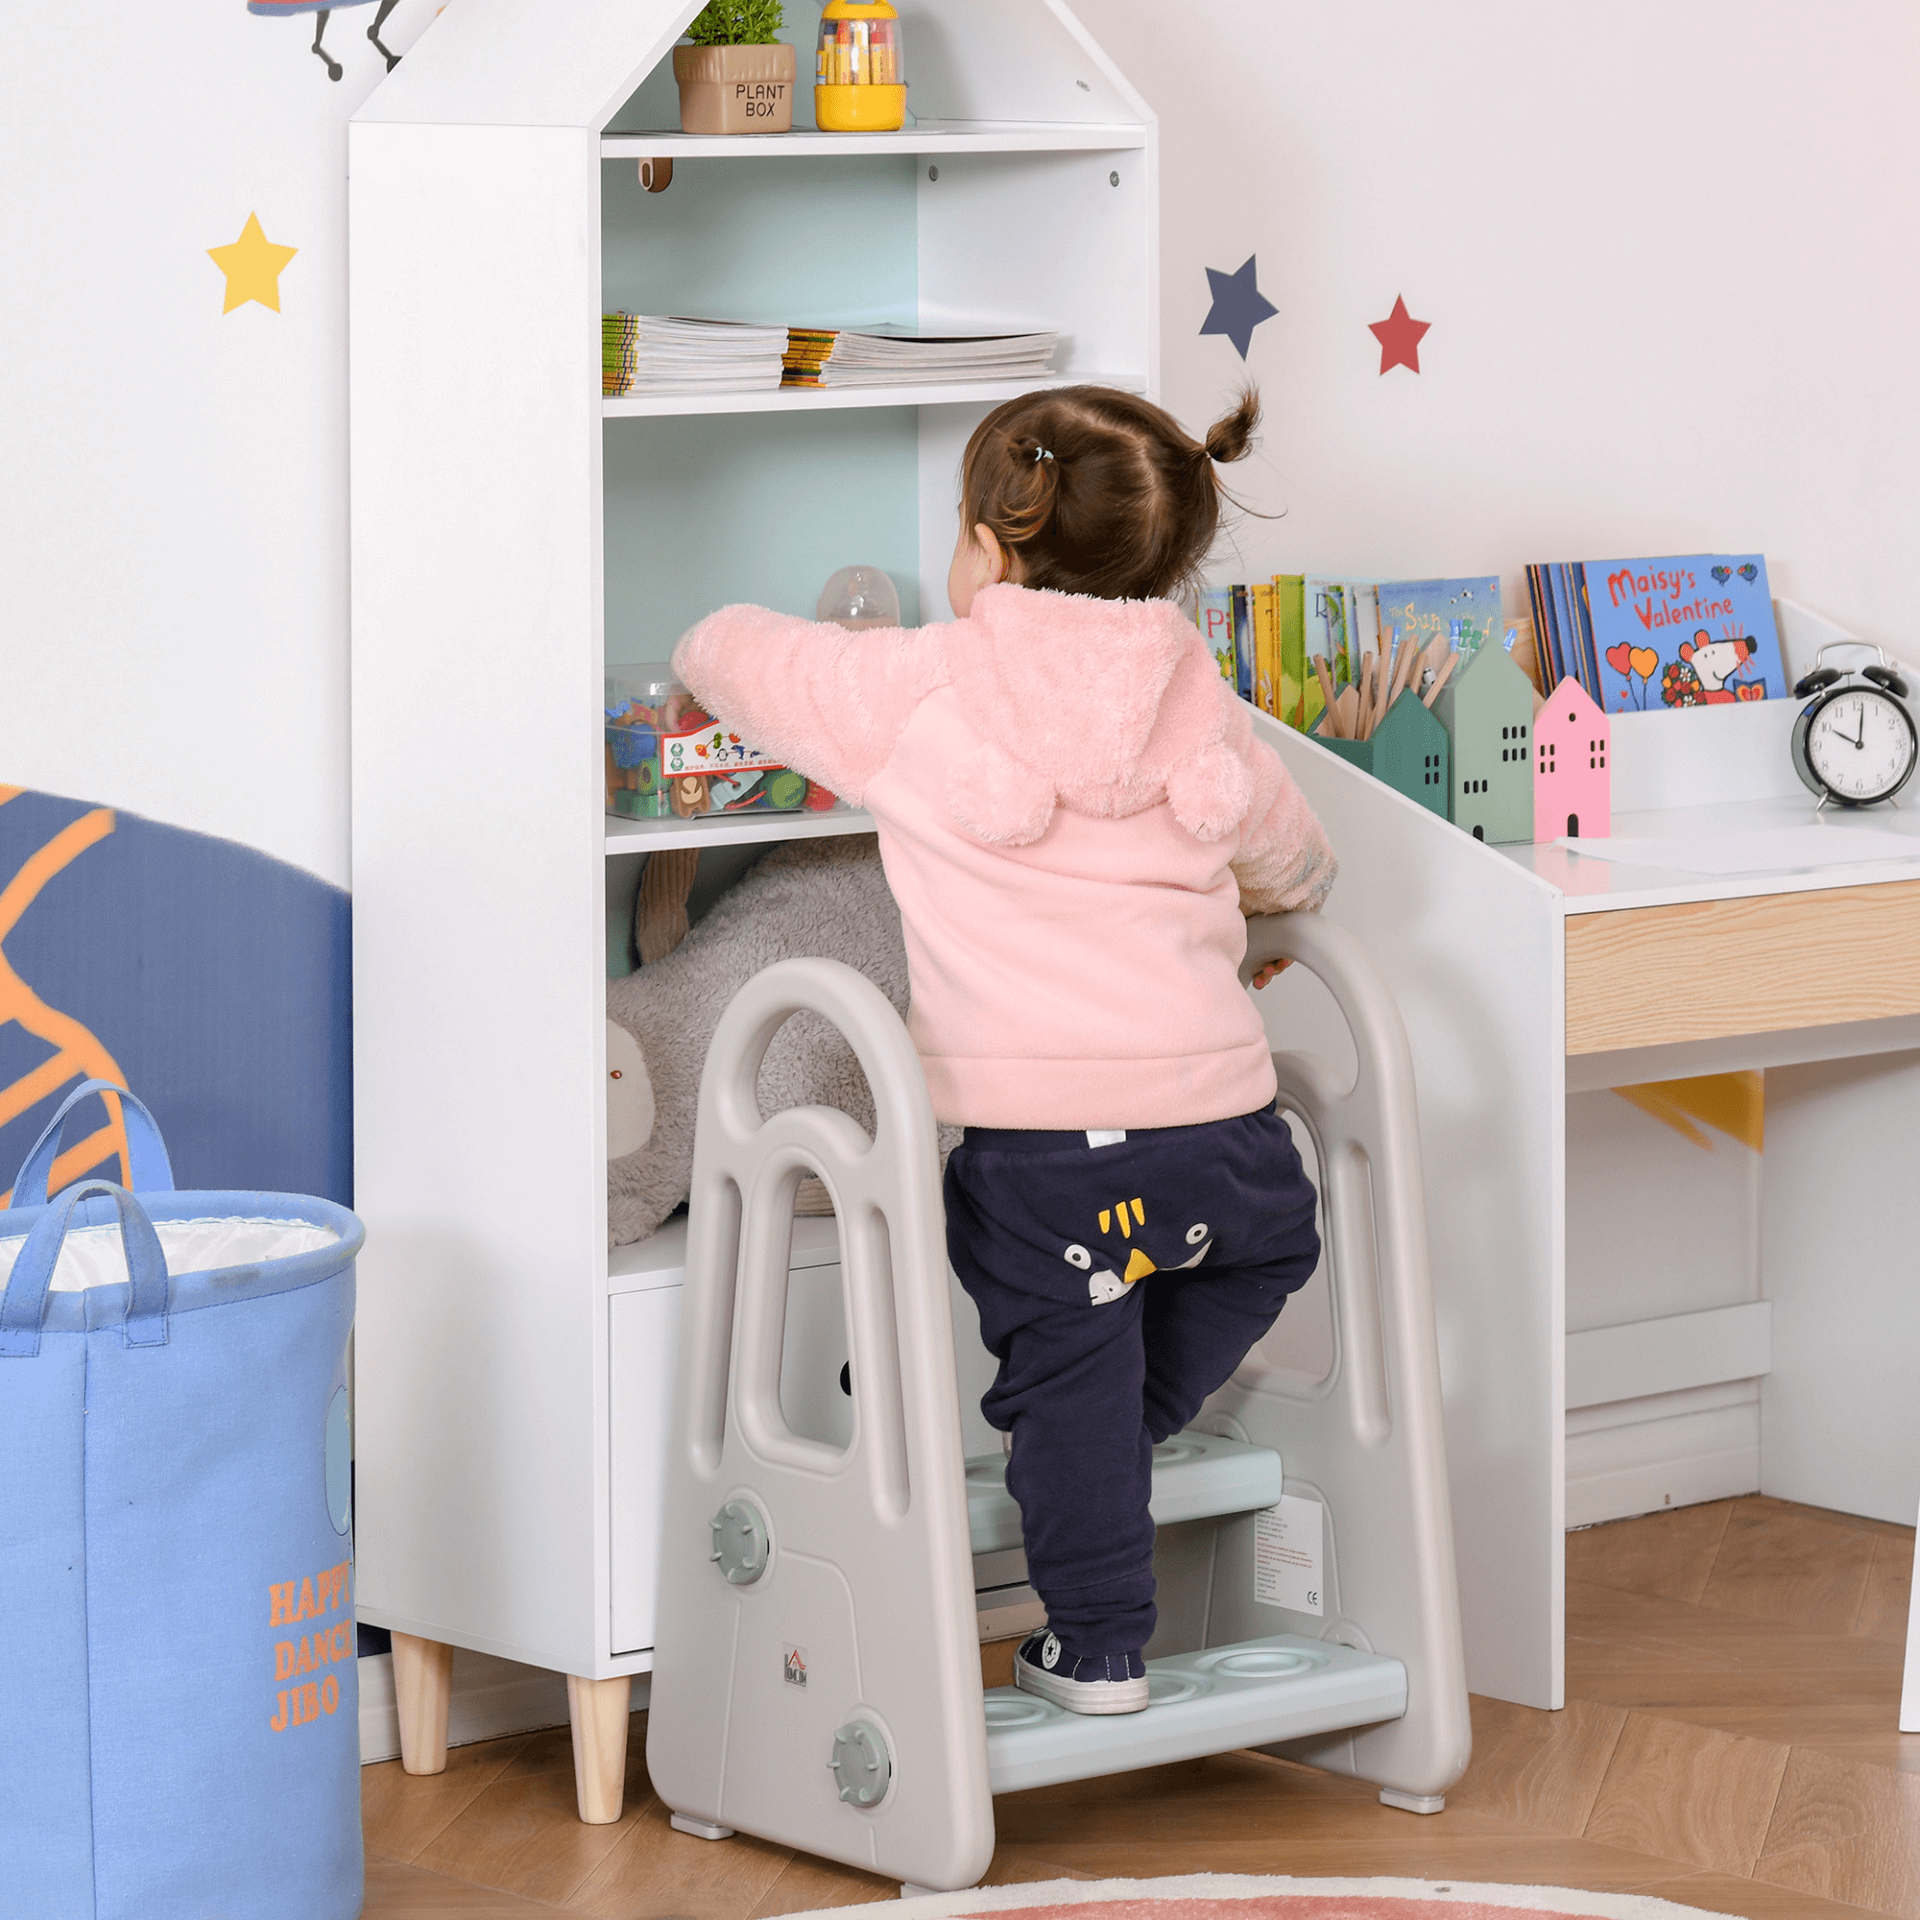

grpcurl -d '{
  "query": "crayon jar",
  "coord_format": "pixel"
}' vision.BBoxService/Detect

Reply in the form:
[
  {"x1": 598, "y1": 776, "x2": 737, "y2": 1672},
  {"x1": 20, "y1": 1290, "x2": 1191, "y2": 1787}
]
[{"x1": 814, "y1": 0, "x2": 907, "y2": 133}]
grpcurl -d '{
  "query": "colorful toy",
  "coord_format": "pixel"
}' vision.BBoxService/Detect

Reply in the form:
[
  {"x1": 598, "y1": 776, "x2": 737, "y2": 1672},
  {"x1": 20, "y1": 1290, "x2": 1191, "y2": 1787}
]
[
  {"x1": 1432, "y1": 641, "x2": 1537, "y2": 844},
  {"x1": 605, "y1": 666, "x2": 838, "y2": 820},
  {"x1": 1532, "y1": 677, "x2": 1611, "y2": 840}
]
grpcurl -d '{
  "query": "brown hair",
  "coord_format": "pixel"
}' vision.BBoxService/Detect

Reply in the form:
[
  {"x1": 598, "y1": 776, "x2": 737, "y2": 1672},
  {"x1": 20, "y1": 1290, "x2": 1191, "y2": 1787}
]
[{"x1": 958, "y1": 384, "x2": 1259, "y2": 603}]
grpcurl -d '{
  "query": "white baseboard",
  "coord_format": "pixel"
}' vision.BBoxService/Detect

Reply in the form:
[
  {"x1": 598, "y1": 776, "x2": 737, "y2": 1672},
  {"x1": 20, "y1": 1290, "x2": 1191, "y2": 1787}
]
[
  {"x1": 1566, "y1": 1380, "x2": 1761, "y2": 1527},
  {"x1": 358, "y1": 1651, "x2": 652, "y2": 1765},
  {"x1": 1566, "y1": 1301, "x2": 1771, "y2": 1411}
]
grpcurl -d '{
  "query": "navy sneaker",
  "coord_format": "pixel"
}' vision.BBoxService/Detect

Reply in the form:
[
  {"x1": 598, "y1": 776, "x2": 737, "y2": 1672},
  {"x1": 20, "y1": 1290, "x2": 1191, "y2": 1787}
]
[{"x1": 1013, "y1": 1630, "x2": 1148, "y2": 1715}]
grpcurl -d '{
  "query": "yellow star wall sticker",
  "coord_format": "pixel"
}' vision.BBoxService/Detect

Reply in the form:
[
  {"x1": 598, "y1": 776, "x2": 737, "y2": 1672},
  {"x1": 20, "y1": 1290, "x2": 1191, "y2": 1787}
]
[{"x1": 207, "y1": 212, "x2": 298, "y2": 315}]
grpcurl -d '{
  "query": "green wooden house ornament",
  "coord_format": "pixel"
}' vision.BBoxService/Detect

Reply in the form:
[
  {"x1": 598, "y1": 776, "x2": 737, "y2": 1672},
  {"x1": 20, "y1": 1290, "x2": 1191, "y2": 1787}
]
[
  {"x1": 1313, "y1": 688, "x2": 1450, "y2": 817},
  {"x1": 1433, "y1": 641, "x2": 1537, "y2": 844}
]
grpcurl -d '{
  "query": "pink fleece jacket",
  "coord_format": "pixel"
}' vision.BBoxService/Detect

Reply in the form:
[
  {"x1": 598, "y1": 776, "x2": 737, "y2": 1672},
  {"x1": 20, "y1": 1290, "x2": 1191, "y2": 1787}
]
[{"x1": 673, "y1": 583, "x2": 1336, "y2": 1131}]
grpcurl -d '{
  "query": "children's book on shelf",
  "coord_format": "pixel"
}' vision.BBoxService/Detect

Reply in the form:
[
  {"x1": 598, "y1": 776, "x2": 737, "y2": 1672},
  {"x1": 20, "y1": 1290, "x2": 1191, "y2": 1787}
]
[
  {"x1": 1346, "y1": 582, "x2": 1380, "y2": 663},
  {"x1": 1305, "y1": 578, "x2": 1350, "y2": 688},
  {"x1": 781, "y1": 326, "x2": 1058, "y2": 388},
  {"x1": 602, "y1": 315, "x2": 788, "y2": 396},
  {"x1": 602, "y1": 315, "x2": 1060, "y2": 397},
  {"x1": 1257, "y1": 580, "x2": 1283, "y2": 718},
  {"x1": 1231, "y1": 585, "x2": 1254, "y2": 703},
  {"x1": 1377, "y1": 576, "x2": 1504, "y2": 661},
  {"x1": 1197, "y1": 587, "x2": 1236, "y2": 685},
  {"x1": 1199, "y1": 565, "x2": 1542, "y2": 839},
  {"x1": 1527, "y1": 554, "x2": 1786, "y2": 713},
  {"x1": 1278, "y1": 576, "x2": 1313, "y2": 731}
]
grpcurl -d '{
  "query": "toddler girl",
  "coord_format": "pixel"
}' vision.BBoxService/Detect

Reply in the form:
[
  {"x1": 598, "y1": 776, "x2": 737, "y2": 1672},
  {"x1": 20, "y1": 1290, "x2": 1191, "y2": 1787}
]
[{"x1": 673, "y1": 385, "x2": 1332, "y2": 1715}]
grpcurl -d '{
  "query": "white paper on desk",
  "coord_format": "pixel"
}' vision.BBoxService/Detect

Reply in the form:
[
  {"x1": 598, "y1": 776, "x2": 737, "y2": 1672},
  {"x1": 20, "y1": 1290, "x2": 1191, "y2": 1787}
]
[{"x1": 1560, "y1": 827, "x2": 1920, "y2": 875}]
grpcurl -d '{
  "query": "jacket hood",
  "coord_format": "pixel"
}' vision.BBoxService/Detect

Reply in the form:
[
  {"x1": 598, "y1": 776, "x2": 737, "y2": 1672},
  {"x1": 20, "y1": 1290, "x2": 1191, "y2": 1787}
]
[{"x1": 940, "y1": 583, "x2": 1258, "y2": 849}]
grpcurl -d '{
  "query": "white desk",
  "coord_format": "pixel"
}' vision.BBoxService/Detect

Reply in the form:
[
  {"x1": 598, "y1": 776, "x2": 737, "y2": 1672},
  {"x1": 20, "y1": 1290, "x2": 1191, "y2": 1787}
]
[{"x1": 1259, "y1": 622, "x2": 1920, "y2": 1712}]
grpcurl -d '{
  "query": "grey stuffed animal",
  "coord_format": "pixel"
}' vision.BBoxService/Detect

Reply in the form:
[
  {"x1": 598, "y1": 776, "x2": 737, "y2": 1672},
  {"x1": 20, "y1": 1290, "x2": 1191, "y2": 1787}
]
[{"x1": 607, "y1": 834, "x2": 960, "y2": 1247}]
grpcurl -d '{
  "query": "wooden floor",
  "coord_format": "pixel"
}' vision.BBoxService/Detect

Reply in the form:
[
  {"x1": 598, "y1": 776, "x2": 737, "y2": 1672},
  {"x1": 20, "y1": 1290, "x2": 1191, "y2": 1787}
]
[{"x1": 362, "y1": 1495, "x2": 1920, "y2": 1919}]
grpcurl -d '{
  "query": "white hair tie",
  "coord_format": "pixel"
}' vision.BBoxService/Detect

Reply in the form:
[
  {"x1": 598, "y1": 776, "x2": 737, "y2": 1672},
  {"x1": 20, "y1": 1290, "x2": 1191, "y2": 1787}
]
[{"x1": 1033, "y1": 446, "x2": 1054, "y2": 462}]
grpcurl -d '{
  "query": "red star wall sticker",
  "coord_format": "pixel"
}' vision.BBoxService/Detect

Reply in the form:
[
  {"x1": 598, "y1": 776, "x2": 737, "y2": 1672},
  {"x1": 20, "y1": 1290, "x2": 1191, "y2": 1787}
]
[{"x1": 1369, "y1": 295, "x2": 1431, "y2": 375}]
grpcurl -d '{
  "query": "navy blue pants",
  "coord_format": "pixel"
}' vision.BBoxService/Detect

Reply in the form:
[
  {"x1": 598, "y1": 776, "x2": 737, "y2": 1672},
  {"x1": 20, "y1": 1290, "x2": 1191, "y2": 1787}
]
[{"x1": 944, "y1": 1109, "x2": 1320, "y2": 1658}]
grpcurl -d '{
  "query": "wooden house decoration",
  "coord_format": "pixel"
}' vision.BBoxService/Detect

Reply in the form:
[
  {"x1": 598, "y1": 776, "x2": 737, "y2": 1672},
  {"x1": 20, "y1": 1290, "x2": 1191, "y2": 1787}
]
[
  {"x1": 1313, "y1": 689, "x2": 1449, "y2": 818},
  {"x1": 1433, "y1": 642, "x2": 1536, "y2": 844},
  {"x1": 1533, "y1": 676, "x2": 1610, "y2": 839}
]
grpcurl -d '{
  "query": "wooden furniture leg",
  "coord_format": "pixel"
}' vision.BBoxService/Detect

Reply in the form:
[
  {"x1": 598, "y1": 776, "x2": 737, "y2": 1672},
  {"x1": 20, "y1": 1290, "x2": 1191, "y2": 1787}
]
[
  {"x1": 568, "y1": 1673, "x2": 632, "y2": 1824},
  {"x1": 391, "y1": 1632, "x2": 455, "y2": 1776}
]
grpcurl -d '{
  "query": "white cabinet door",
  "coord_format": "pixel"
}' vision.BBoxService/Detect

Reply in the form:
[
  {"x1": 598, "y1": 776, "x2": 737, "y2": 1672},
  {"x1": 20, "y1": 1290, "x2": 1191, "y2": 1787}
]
[{"x1": 609, "y1": 1284, "x2": 682, "y2": 1657}]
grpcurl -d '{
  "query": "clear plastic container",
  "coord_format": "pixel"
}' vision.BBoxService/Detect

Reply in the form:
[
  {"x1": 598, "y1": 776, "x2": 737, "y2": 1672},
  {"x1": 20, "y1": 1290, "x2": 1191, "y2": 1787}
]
[
  {"x1": 816, "y1": 565, "x2": 901, "y2": 631},
  {"x1": 814, "y1": 0, "x2": 906, "y2": 132},
  {"x1": 604, "y1": 664, "x2": 839, "y2": 821},
  {"x1": 604, "y1": 665, "x2": 680, "y2": 819}
]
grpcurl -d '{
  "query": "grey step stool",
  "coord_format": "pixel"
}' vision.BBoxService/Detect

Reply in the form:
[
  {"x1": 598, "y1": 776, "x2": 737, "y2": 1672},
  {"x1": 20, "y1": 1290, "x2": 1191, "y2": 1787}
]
[{"x1": 645, "y1": 913, "x2": 1470, "y2": 1893}]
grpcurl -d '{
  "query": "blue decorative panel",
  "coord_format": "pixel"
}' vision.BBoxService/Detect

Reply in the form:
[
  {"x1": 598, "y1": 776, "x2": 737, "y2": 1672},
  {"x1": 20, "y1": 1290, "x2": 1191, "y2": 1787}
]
[{"x1": 0, "y1": 789, "x2": 352, "y2": 1208}]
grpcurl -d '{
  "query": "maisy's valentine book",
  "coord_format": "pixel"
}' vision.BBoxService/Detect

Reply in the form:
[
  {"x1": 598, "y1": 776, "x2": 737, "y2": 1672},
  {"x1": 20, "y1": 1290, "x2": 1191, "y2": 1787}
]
[{"x1": 1579, "y1": 554, "x2": 1787, "y2": 714}]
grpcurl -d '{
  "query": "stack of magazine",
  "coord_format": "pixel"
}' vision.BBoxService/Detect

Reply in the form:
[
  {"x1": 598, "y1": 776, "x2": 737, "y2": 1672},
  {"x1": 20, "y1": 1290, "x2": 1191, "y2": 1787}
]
[
  {"x1": 783, "y1": 325, "x2": 1059, "y2": 389},
  {"x1": 602, "y1": 314, "x2": 788, "y2": 396}
]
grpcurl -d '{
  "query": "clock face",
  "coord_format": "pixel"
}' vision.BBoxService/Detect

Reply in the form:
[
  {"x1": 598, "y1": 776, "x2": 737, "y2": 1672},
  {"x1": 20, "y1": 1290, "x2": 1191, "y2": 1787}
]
[{"x1": 1806, "y1": 688, "x2": 1917, "y2": 803}]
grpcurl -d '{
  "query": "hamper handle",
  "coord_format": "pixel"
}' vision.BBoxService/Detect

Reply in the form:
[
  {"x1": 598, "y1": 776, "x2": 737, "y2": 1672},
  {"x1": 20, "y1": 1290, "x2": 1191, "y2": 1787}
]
[
  {"x1": 9, "y1": 1079, "x2": 175, "y2": 1210},
  {"x1": 0, "y1": 1180, "x2": 171, "y2": 1358}
]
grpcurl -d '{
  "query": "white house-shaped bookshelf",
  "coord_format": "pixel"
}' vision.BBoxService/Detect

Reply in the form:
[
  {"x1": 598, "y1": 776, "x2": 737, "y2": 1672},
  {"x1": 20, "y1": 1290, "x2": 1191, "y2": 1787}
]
[{"x1": 347, "y1": 0, "x2": 1157, "y2": 1700}]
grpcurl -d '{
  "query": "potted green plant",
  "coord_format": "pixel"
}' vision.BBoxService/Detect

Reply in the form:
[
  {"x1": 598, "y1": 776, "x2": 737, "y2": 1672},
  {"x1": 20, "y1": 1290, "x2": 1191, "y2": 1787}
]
[{"x1": 674, "y1": 0, "x2": 795, "y2": 135}]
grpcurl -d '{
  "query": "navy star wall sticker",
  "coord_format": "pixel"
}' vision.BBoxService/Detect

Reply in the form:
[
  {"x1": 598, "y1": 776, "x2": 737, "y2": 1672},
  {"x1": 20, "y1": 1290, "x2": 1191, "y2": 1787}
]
[{"x1": 1200, "y1": 255, "x2": 1277, "y2": 360}]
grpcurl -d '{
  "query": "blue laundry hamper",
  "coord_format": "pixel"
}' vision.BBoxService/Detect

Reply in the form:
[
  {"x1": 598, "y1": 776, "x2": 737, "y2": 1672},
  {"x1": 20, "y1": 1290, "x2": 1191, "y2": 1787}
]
[{"x1": 0, "y1": 1080, "x2": 366, "y2": 1919}]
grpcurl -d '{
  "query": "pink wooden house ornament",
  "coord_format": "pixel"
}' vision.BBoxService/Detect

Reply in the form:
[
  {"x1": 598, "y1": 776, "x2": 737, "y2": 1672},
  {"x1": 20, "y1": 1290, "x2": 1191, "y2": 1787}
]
[{"x1": 1534, "y1": 677, "x2": 1610, "y2": 838}]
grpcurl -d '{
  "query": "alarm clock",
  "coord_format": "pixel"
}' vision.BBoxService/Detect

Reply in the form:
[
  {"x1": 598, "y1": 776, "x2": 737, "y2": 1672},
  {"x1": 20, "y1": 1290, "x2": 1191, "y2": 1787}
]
[{"x1": 1790, "y1": 642, "x2": 1918, "y2": 808}]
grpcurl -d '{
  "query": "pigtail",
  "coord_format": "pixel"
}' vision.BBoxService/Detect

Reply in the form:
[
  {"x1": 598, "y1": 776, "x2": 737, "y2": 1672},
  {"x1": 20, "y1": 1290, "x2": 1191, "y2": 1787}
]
[
  {"x1": 958, "y1": 384, "x2": 1268, "y2": 602},
  {"x1": 988, "y1": 430, "x2": 1063, "y2": 542},
  {"x1": 1202, "y1": 386, "x2": 1259, "y2": 465}
]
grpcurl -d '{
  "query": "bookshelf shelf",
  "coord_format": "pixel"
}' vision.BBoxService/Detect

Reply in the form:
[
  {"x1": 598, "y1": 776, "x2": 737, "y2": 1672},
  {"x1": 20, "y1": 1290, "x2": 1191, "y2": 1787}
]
[
  {"x1": 349, "y1": 0, "x2": 1156, "y2": 1710},
  {"x1": 602, "y1": 370, "x2": 1145, "y2": 419},
  {"x1": 600, "y1": 121, "x2": 1149, "y2": 160},
  {"x1": 603, "y1": 805, "x2": 876, "y2": 856}
]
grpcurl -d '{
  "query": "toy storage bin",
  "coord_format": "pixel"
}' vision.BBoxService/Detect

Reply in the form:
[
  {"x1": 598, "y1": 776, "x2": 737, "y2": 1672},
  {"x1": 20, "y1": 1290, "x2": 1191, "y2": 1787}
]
[
  {"x1": 0, "y1": 1080, "x2": 366, "y2": 1920},
  {"x1": 606, "y1": 665, "x2": 679, "y2": 818},
  {"x1": 605, "y1": 663, "x2": 842, "y2": 822}
]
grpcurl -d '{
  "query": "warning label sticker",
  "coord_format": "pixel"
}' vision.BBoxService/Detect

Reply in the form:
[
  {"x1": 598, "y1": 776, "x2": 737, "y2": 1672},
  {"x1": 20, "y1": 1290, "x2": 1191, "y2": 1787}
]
[{"x1": 1254, "y1": 1495, "x2": 1324, "y2": 1616}]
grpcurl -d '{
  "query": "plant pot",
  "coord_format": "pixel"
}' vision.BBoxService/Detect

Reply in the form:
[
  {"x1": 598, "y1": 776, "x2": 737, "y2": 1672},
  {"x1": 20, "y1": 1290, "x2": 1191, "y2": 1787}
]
[{"x1": 673, "y1": 42, "x2": 796, "y2": 135}]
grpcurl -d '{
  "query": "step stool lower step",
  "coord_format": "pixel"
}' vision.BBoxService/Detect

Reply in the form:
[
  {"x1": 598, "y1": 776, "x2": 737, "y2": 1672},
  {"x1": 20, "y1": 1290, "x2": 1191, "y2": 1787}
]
[
  {"x1": 967, "y1": 1429, "x2": 1282, "y2": 1556},
  {"x1": 983, "y1": 1634, "x2": 1407, "y2": 1795}
]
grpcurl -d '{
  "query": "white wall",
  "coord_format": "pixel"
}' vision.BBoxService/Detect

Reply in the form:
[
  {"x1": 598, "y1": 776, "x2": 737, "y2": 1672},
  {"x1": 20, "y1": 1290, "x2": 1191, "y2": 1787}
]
[
  {"x1": 1076, "y1": 0, "x2": 1920, "y2": 652},
  {"x1": 0, "y1": 0, "x2": 444, "y2": 888}
]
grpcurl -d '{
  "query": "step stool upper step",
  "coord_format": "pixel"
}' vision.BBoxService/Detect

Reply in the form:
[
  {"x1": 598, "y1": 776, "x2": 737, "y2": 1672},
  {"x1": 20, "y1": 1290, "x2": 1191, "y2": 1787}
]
[{"x1": 965, "y1": 1429, "x2": 1283, "y2": 1556}]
